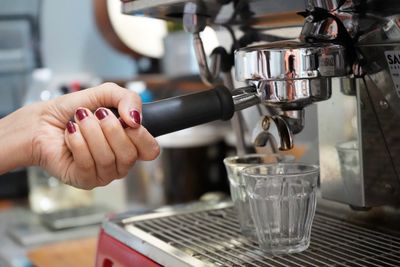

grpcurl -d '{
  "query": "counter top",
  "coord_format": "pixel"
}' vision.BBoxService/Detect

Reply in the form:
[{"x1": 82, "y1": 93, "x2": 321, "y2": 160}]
[
  {"x1": 28, "y1": 237, "x2": 97, "y2": 267},
  {"x1": 0, "y1": 205, "x2": 99, "y2": 267}
]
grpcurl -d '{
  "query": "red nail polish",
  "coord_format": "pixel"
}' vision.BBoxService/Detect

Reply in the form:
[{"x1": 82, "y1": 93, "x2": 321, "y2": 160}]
[
  {"x1": 129, "y1": 110, "x2": 141, "y2": 125},
  {"x1": 95, "y1": 108, "x2": 109, "y2": 120},
  {"x1": 76, "y1": 109, "x2": 89, "y2": 121},
  {"x1": 67, "y1": 121, "x2": 76, "y2": 134},
  {"x1": 119, "y1": 118, "x2": 129, "y2": 129}
]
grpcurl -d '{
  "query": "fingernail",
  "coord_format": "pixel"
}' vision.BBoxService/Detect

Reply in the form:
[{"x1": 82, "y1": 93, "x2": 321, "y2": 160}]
[
  {"x1": 76, "y1": 109, "x2": 89, "y2": 121},
  {"x1": 95, "y1": 108, "x2": 109, "y2": 120},
  {"x1": 129, "y1": 109, "x2": 141, "y2": 125},
  {"x1": 119, "y1": 118, "x2": 129, "y2": 129},
  {"x1": 67, "y1": 121, "x2": 76, "y2": 134}
]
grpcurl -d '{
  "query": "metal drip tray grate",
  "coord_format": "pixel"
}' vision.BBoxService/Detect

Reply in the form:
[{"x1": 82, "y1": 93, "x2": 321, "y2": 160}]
[{"x1": 114, "y1": 205, "x2": 400, "y2": 267}]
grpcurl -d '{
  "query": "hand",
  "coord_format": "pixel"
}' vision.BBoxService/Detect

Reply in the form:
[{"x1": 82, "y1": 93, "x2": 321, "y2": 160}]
[{"x1": 19, "y1": 83, "x2": 159, "y2": 189}]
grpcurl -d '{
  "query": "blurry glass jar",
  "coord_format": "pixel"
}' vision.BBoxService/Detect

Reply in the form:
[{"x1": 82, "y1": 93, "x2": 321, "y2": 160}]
[
  {"x1": 28, "y1": 167, "x2": 93, "y2": 214},
  {"x1": 126, "y1": 124, "x2": 228, "y2": 208}
]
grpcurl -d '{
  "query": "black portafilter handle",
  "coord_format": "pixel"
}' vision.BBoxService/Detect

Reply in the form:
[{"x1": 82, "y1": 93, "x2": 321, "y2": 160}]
[
  {"x1": 104, "y1": 86, "x2": 235, "y2": 136},
  {"x1": 141, "y1": 85, "x2": 235, "y2": 137}
]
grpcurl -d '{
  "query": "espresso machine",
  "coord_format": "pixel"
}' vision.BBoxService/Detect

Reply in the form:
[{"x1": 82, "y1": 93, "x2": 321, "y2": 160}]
[{"x1": 96, "y1": 1, "x2": 400, "y2": 266}]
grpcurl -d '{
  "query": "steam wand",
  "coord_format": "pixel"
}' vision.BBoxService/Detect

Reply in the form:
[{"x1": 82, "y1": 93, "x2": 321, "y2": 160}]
[{"x1": 182, "y1": 2, "x2": 252, "y2": 155}]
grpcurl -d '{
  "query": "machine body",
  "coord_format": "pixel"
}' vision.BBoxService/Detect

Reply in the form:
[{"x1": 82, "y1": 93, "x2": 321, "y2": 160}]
[
  {"x1": 124, "y1": 0, "x2": 400, "y2": 208},
  {"x1": 96, "y1": 0, "x2": 400, "y2": 266}
]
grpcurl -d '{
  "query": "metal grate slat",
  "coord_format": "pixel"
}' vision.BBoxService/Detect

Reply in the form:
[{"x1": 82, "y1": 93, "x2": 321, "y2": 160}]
[
  {"x1": 313, "y1": 216, "x2": 400, "y2": 243},
  {"x1": 150, "y1": 219, "x2": 262, "y2": 267},
  {"x1": 172, "y1": 213, "x2": 300, "y2": 267},
  {"x1": 183, "y1": 213, "x2": 328, "y2": 267},
  {"x1": 310, "y1": 233, "x2": 395, "y2": 266},
  {"x1": 141, "y1": 220, "x2": 234, "y2": 266},
  {"x1": 311, "y1": 226, "x2": 400, "y2": 262},
  {"x1": 128, "y1": 207, "x2": 400, "y2": 267},
  {"x1": 187, "y1": 212, "x2": 323, "y2": 267}
]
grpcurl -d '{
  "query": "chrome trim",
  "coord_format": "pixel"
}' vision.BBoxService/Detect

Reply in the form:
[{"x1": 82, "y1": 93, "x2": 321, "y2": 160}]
[
  {"x1": 235, "y1": 40, "x2": 346, "y2": 82},
  {"x1": 102, "y1": 219, "x2": 207, "y2": 267},
  {"x1": 121, "y1": 201, "x2": 233, "y2": 224},
  {"x1": 258, "y1": 78, "x2": 332, "y2": 108}
]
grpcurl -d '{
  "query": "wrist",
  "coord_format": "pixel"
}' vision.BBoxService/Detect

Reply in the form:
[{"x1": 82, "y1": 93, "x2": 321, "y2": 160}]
[{"x1": 0, "y1": 102, "x2": 45, "y2": 173}]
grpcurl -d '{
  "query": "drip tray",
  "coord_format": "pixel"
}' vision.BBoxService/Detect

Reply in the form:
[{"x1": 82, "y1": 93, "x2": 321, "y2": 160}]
[{"x1": 104, "y1": 203, "x2": 400, "y2": 267}]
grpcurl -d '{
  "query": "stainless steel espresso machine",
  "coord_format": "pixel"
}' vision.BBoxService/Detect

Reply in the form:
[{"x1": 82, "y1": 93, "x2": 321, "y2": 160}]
[{"x1": 96, "y1": 1, "x2": 400, "y2": 266}]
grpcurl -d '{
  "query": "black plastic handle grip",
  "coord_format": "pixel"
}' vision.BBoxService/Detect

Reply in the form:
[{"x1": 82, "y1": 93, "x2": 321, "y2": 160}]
[
  {"x1": 76, "y1": 86, "x2": 235, "y2": 137},
  {"x1": 142, "y1": 85, "x2": 234, "y2": 137}
]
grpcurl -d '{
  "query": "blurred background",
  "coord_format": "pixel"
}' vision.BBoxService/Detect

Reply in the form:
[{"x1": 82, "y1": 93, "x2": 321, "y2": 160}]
[{"x1": 0, "y1": 0, "x2": 316, "y2": 266}]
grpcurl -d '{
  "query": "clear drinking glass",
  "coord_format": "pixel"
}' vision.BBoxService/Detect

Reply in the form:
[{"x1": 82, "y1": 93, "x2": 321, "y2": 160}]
[
  {"x1": 336, "y1": 140, "x2": 361, "y2": 204},
  {"x1": 223, "y1": 154, "x2": 294, "y2": 240},
  {"x1": 336, "y1": 141, "x2": 360, "y2": 184},
  {"x1": 242, "y1": 163, "x2": 319, "y2": 254}
]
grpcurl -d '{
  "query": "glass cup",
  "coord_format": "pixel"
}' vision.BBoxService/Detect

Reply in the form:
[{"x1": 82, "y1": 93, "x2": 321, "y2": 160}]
[
  {"x1": 242, "y1": 163, "x2": 319, "y2": 254},
  {"x1": 223, "y1": 154, "x2": 294, "y2": 240},
  {"x1": 336, "y1": 140, "x2": 361, "y2": 204}
]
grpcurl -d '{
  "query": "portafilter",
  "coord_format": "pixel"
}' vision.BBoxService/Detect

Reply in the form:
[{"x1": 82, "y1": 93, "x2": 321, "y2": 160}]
[{"x1": 104, "y1": 40, "x2": 346, "y2": 141}]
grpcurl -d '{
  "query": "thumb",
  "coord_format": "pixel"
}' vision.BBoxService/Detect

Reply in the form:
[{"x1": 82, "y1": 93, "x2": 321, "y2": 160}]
[{"x1": 53, "y1": 82, "x2": 142, "y2": 128}]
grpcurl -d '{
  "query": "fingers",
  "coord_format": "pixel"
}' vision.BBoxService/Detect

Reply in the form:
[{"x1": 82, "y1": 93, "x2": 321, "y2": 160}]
[
  {"x1": 58, "y1": 81, "x2": 160, "y2": 188},
  {"x1": 94, "y1": 108, "x2": 138, "y2": 176},
  {"x1": 94, "y1": 82, "x2": 142, "y2": 129},
  {"x1": 64, "y1": 122, "x2": 97, "y2": 189},
  {"x1": 126, "y1": 126, "x2": 160, "y2": 161},
  {"x1": 65, "y1": 107, "x2": 144, "y2": 189},
  {"x1": 74, "y1": 108, "x2": 118, "y2": 185},
  {"x1": 116, "y1": 87, "x2": 142, "y2": 129},
  {"x1": 53, "y1": 82, "x2": 143, "y2": 129}
]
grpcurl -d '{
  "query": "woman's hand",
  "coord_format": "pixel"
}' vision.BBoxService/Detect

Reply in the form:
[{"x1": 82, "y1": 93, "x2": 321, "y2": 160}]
[{"x1": 0, "y1": 83, "x2": 160, "y2": 189}]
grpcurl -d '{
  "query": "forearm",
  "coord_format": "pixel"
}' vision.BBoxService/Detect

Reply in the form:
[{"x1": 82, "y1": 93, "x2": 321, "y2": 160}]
[{"x1": 0, "y1": 104, "x2": 42, "y2": 174}]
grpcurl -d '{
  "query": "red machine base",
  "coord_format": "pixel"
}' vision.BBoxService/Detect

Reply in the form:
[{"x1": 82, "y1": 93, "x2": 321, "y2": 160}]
[{"x1": 96, "y1": 229, "x2": 161, "y2": 267}]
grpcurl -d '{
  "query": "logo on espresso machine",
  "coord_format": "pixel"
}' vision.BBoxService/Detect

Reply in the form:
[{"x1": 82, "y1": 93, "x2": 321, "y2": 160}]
[
  {"x1": 385, "y1": 50, "x2": 400, "y2": 98},
  {"x1": 386, "y1": 53, "x2": 400, "y2": 65}
]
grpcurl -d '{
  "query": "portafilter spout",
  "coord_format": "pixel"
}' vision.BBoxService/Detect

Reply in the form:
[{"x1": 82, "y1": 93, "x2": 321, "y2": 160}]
[{"x1": 253, "y1": 116, "x2": 294, "y2": 151}]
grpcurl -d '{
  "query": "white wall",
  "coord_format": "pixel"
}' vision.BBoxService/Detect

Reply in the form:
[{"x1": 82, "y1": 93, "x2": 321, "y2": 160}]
[{"x1": 40, "y1": 0, "x2": 136, "y2": 79}]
